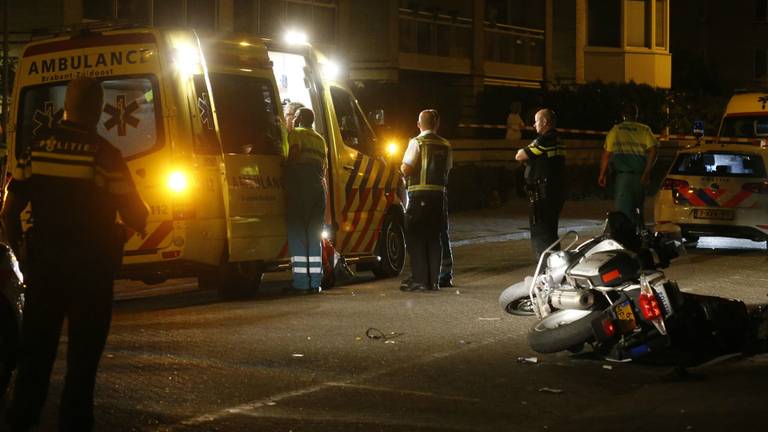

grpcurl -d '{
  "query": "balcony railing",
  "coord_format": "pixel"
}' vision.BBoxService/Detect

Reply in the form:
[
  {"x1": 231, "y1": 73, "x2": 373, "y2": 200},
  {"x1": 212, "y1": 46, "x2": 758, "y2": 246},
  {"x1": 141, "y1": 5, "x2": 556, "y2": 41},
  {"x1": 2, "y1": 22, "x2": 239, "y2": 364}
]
[
  {"x1": 398, "y1": 8, "x2": 472, "y2": 58},
  {"x1": 484, "y1": 23, "x2": 544, "y2": 66}
]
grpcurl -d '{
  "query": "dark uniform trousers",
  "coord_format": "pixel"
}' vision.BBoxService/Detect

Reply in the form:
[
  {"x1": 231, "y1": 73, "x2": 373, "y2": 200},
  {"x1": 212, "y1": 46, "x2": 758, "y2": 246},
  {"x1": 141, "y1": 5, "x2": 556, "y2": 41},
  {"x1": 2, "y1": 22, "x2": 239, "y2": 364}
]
[
  {"x1": 528, "y1": 184, "x2": 565, "y2": 259},
  {"x1": 5, "y1": 120, "x2": 146, "y2": 432},
  {"x1": 405, "y1": 191, "x2": 445, "y2": 288},
  {"x1": 10, "y1": 257, "x2": 114, "y2": 432}
]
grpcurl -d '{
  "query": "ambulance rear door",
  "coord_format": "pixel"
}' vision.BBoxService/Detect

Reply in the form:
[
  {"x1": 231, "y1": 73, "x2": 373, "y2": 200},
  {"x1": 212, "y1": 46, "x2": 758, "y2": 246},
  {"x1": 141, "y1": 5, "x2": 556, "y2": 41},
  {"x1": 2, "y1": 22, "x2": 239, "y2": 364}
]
[
  {"x1": 203, "y1": 39, "x2": 288, "y2": 263},
  {"x1": 10, "y1": 32, "x2": 172, "y2": 258}
]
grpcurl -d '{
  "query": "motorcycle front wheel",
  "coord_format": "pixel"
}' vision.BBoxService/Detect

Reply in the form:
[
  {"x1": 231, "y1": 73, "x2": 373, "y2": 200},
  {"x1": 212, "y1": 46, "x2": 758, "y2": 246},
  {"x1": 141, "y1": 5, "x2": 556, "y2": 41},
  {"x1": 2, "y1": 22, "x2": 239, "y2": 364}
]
[
  {"x1": 527, "y1": 309, "x2": 603, "y2": 354},
  {"x1": 499, "y1": 277, "x2": 535, "y2": 316}
]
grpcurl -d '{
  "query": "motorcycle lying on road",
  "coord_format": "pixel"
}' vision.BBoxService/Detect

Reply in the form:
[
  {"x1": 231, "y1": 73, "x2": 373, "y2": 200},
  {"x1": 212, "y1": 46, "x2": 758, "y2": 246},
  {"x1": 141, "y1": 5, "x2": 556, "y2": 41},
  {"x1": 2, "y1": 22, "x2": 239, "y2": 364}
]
[{"x1": 499, "y1": 212, "x2": 761, "y2": 364}]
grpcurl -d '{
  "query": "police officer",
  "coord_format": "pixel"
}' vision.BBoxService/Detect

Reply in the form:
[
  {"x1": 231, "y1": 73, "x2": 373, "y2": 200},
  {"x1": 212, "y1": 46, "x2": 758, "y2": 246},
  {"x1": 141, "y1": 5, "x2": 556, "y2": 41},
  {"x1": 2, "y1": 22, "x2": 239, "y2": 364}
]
[
  {"x1": 400, "y1": 109, "x2": 452, "y2": 292},
  {"x1": 515, "y1": 108, "x2": 566, "y2": 259},
  {"x1": 598, "y1": 103, "x2": 658, "y2": 229},
  {"x1": 1, "y1": 77, "x2": 149, "y2": 432},
  {"x1": 285, "y1": 107, "x2": 327, "y2": 293}
]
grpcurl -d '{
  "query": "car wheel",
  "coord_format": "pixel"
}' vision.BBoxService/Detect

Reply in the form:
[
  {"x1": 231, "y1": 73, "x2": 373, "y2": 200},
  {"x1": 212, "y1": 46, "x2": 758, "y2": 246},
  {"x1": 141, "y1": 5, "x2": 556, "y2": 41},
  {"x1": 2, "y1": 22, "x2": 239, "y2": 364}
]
[{"x1": 373, "y1": 213, "x2": 406, "y2": 278}]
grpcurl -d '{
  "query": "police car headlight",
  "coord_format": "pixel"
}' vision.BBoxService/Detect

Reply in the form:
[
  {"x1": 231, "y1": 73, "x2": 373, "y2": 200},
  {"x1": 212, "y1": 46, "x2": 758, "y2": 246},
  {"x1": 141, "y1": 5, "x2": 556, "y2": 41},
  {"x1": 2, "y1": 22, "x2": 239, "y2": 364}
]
[{"x1": 167, "y1": 170, "x2": 190, "y2": 194}]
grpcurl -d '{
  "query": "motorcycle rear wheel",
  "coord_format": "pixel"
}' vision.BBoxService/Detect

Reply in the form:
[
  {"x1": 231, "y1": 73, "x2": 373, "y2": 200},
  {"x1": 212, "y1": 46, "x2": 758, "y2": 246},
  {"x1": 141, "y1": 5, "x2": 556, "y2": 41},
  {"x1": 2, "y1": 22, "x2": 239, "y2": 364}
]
[{"x1": 528, "y1": 309, "x2": 603, "y2": 354}]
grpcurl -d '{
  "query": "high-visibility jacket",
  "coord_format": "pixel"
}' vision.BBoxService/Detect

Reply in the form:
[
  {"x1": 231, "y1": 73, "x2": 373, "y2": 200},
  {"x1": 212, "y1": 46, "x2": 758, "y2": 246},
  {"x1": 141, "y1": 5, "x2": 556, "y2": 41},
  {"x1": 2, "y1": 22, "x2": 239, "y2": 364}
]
[
  {"x1": 407, "y1": 132, "x2": 451, "y2": 194},
  {"x1": 287, "y1": 127, "x2": 328, "y2": 171}
]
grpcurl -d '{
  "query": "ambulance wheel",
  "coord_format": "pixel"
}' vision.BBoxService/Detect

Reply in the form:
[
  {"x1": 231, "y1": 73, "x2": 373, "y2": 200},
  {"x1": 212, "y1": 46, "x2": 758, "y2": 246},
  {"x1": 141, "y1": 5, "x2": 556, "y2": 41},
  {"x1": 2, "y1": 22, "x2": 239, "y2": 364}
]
[{"x1": 373, "y1": 213, "x2": 405, "y2": 278}]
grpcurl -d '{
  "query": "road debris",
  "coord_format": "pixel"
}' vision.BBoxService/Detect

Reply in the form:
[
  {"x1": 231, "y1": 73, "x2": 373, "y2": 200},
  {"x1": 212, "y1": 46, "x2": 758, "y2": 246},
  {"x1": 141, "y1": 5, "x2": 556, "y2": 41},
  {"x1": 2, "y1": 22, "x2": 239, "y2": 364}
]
[
  {"x1": 517, "y1": 356, "x2": 538, "y2": 364},
  {"x1": 538, "y1": 387, "x2": 564, "y2": 394},
  {"x1": 291, "y1": 353, "x2": 304, "y2": 358},
  {"x1": 478, "y1": 317, "x2": 501, "y2": 321},
  {"x1": 602, "y1": 364, "x2": 613, "y2": 370},
  {"x1": 366, "y1": 327, "x2": 404, "y2": 342}
]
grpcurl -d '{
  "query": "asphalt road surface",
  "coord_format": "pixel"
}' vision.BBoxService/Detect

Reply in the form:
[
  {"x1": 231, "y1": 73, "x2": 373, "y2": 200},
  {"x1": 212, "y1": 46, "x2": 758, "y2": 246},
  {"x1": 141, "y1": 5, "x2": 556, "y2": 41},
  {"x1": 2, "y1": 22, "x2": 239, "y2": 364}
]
[{"x1": 15, "y1": 235, "x2": 768, "y2": 432}]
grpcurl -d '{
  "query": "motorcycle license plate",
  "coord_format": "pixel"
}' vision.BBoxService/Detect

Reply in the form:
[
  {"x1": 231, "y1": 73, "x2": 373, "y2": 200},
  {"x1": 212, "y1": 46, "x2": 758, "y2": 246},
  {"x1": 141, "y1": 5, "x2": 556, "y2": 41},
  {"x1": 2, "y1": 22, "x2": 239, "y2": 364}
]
[
  {"x1": 614, "y1": 301, "x2": 637, "y2": 332},
  {"x1": 654, "y1": 285, "x2": 673, "y2": 316}
]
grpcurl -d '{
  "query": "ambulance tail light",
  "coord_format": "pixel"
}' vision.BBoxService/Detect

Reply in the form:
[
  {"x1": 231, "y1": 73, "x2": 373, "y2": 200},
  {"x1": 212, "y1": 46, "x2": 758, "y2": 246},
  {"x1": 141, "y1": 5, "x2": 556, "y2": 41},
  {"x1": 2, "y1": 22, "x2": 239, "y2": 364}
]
[{"x1": 742, "y1": 180, "x2": 768, "y2": 194}]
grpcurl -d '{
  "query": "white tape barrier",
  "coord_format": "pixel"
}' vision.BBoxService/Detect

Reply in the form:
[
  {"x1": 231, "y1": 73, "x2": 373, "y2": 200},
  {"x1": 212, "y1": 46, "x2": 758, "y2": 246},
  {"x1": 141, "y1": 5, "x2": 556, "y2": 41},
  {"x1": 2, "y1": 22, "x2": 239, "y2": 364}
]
[{"x1": 457, "y1": 124, "x2": 763, "y2": 144}]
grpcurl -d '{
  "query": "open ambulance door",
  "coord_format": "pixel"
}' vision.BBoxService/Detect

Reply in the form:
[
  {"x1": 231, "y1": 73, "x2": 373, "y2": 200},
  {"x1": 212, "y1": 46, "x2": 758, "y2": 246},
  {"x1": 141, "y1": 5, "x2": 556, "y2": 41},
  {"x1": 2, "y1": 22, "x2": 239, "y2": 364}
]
[{"x1": 202, "y1": 70, "x2": 288, "y2": 263}]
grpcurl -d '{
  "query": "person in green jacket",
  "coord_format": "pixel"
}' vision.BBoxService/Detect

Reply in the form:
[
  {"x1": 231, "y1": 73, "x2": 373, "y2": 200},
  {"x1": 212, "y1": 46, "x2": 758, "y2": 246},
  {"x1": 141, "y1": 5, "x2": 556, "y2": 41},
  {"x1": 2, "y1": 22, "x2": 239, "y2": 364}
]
[
  {"x1": 285, "y1": 107, "x2": 328, "y2": 293},
  {"x1": 598, "y1": 103, "x2": 658, "y2": 229}
]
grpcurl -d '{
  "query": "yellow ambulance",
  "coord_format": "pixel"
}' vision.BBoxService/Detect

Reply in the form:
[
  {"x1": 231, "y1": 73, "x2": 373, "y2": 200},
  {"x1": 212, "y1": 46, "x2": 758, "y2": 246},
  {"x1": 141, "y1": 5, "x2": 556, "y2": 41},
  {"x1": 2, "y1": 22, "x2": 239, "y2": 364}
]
[{"x1": 7, "y1": 26, "x2": 406, "y2": 296}]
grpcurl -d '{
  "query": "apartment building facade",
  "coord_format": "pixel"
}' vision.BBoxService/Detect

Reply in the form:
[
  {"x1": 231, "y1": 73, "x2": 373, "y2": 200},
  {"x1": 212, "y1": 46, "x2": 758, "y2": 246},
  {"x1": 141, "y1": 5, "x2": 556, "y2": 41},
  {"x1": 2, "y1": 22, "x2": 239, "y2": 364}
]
[{"x1": 3, "y1": 0, "x2": 671, "y2": 135}]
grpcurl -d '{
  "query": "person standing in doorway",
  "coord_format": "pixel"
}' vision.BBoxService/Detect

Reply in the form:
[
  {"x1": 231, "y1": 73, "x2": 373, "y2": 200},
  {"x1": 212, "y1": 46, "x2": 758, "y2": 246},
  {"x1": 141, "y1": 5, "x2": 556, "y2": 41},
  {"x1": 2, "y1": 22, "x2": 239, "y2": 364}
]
[
  {"x1": 598, "y1": 103, "x2": 658, "y2": 229},
  {"x1": 400, "y1": 109, "x2": 452, "y2": 292},
  {"x1": 285, "y1": 107, "x2": 328, "y2": 293},
  {"x1": 515, "y1": 108, "x2": 566, "y2": 259},
  {"x1": 2, "y1": 77, "x2": 148, "y2": 432}
]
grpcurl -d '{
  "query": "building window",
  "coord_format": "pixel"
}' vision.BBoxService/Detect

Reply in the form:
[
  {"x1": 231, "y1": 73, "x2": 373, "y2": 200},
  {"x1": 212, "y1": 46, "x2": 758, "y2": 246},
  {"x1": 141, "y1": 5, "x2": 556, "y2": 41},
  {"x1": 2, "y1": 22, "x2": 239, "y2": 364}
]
[
  {"x1": 588, "y1": 0, "x2": 620, "y2": 47},
  {"x1": 188, "y1": 0, "x2": 216, "y2": 31},
  {"x1": 232, "y1": 1, "x2": 337, "y2": 43},
  {"x1": 757, "y1": 0, "x2": 768, "y2": 21},
  {"x1": 116, "y1": 0, "x2": 151, "y2": 25},
  {"x1": 756, "y1": 49, "x2": 768, "y2": 81},
  {"x1": 655, "y1": 0, "x2": 666, "y2": 48},
  {"x1": 154, "y1": 0, "x2": 186, "y2": 26},
  {"x1": 626, "y1": 0, "x2": 648, "y2": 47},
  {"x1": 83, "y1": 0, "x2": 113, "y2": 20},
  {"x1": 234, "y1": 0, "x2": 255, "y2": 33}
]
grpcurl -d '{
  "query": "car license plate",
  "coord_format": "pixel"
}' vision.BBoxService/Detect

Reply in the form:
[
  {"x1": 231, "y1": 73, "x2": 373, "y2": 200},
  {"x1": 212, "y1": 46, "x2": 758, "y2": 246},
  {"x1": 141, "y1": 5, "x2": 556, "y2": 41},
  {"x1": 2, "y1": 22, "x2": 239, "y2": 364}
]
[
  {"x1": 614, "y1": 301, "x2": 637, "y2": 333},
  {"x1": 693, "y1": 208, "x2": 734, "y2": 220}
]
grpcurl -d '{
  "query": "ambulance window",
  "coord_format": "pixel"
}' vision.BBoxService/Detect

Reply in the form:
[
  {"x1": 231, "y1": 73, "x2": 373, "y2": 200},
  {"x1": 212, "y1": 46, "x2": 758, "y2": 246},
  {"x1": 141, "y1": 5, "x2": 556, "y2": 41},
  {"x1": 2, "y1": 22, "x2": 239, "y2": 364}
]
[
  {"x1": 97, "y1": 78, "x2": 161, "y2": 158},
  {"x1": 208, "y1": 73, "x2": 283, "y2": 155},
  {"x1": 330, "y1": 86, "x2": 376, "y2": 156},
  {"x1": 16, "y1": 85, "x2": 66, "y2": 159},
  {"x1": 16, "y1": 76, "x2": 161, "y2": 160}
]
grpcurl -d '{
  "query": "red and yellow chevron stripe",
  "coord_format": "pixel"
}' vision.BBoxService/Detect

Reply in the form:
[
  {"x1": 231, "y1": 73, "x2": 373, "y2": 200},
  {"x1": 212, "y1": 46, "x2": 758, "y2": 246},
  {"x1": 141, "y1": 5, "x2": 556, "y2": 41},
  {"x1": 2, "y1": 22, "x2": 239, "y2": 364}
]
[
  {"x1": 124, "y1": 220, "x2": 174, "y2": 255},
  {"x1": 338, "y1": 154, "x2": 400, "y2": 254}
]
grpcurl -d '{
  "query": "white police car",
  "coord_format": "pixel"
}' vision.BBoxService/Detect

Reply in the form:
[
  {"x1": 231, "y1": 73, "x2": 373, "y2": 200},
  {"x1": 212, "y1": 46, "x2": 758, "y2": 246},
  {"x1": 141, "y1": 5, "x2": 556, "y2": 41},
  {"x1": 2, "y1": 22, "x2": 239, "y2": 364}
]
[{"x1": 654, "y1": 92, "x2": 768, "y2": 246}]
